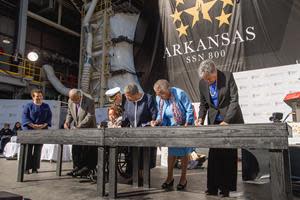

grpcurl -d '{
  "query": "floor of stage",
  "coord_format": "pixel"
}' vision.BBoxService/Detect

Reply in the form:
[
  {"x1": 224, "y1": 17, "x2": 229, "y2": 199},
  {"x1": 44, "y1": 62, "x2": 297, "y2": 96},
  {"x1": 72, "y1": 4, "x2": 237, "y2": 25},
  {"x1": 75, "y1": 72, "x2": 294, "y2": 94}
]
[{"x1": 0, "y1": 157, "x2": 299, "y2": 200}]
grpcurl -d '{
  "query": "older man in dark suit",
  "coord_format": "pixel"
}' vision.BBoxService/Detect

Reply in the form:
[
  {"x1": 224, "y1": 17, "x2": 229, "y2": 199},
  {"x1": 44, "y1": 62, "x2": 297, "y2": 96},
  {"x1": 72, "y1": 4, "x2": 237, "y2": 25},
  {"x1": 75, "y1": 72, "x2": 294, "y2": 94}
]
[
  {"x1": 64, "y1": 89, "x2": 97, "y2": 177},
  {"x1": 195, "y1": 59, "x2": 244, "y2": 197}
]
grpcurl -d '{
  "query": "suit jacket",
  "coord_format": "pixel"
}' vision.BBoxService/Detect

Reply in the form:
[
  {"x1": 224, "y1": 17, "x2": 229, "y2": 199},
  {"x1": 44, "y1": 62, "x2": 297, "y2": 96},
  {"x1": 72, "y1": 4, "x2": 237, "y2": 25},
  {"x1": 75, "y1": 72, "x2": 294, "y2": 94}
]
[
  {"x1": 198, "y1": 70, "x2": 244, "y2": 124},
  {"x1": 65, "y1": 93, "x2": 96, "y2": 128}
]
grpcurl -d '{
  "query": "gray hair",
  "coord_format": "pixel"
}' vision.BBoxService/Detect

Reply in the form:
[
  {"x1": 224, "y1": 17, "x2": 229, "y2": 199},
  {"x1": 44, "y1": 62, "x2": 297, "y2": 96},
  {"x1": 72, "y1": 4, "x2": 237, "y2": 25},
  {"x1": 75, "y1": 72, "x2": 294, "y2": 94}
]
[
  {"x1": 124, "y1": 84, "x2": 139, "y2": 95},
  {"x1": 69, "y1": 88, "x2": 82, "y2": 98},
  {"x1": 153, "y1": 79, "x2": 170, "y2": 92},
  {"x1": 198, "y1": 59, "x2": 217, "y2": 78}
]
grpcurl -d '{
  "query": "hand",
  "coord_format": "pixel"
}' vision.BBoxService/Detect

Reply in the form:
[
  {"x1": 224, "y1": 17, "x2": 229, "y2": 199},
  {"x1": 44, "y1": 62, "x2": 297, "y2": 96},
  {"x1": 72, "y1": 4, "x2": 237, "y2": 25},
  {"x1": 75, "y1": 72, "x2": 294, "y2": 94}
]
[
  {"x1": 35, "y1": 124, "x2": 46, "y2": 129},
  {"x1": 30, "y1": 124, "x2": 41, "y2": 129},
  {"x1": 195, "y1": 118, "x2": 203, "y2": 127},
  {"x1": 39, "y1": 123, "x2": 48, "y2": 129},
  {"x1": 150, "y1": 120, "x2": 160, "y2": 127},
  {"x1": 35, "y1": 124, "x2": 43, "y2": 129},
  {"x1": 219, "y1": 121, "x2": 229, "y2": 126},
  {"x1": 64, "y1": 122, "x2": 70, "y2": 129}
]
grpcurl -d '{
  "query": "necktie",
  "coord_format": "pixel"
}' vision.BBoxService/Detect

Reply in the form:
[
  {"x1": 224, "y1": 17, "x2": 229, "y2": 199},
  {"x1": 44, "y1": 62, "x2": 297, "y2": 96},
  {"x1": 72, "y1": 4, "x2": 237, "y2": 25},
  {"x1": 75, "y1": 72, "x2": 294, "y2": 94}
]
[{"x1": 76, "y1": 104, "x2": 79, "y2": 115}]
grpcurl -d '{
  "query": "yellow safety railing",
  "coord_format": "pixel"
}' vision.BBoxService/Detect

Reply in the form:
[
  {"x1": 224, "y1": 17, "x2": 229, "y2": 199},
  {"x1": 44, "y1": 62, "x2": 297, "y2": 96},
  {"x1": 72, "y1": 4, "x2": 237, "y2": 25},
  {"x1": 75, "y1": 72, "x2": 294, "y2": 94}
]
[
  {"x1": 0, "y1": 52, "x2": 78, "y2": 88},
  {"x1": 0, "y1": 52, "x2": 42, "y2": 84}
]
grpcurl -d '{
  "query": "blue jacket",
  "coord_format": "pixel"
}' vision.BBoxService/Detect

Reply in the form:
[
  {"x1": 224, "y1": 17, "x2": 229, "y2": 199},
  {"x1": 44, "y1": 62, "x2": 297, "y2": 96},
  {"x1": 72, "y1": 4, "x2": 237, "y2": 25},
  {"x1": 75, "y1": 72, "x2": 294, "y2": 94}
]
[
  {"x1": 156, "y1": 87, "x2": 194, "y2": 126},
  {"x1": 123, "y1": 93, "x2": 157, "y2": 127},
  {"x1": 22, "y1": 102, "x2": 52, "y2": 130}
]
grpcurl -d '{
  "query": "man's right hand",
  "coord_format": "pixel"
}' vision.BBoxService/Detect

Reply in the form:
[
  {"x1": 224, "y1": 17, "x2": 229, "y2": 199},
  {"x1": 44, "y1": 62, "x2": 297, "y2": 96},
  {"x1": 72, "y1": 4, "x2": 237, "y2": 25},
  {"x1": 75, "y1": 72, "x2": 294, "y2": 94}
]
[{"x1": 64, "y1": 122, "x2": 70, "y2": 129}]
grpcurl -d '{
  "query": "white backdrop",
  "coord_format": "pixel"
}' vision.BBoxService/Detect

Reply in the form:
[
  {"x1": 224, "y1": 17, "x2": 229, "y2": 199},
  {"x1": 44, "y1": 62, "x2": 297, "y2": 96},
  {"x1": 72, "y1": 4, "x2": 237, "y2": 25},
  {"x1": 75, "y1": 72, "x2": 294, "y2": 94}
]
[
  {"x1": 234, "y1": 64, "x2": 300, "y2": 123},
  {"x1": 193, "y1": 64, "x2": 300, "y2": 123},
  {"x1": 0, "y1": 100, "x2": 61, "y2": 129}
]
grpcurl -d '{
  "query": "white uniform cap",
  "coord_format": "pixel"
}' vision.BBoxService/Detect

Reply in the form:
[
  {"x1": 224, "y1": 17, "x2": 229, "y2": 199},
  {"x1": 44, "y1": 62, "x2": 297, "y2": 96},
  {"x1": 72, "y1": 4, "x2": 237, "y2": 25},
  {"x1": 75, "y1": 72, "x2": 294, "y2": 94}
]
[{"x1": 105, "y1": 87, "x2": 121, "y2": 97}]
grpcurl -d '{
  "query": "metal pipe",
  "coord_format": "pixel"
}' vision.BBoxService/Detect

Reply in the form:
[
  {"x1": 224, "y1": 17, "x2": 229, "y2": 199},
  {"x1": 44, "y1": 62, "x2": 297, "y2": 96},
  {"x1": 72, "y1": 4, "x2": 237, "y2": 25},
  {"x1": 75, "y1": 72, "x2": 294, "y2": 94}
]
[
  {"x1": 83, "y1": 0, "x2": 98, "y2": 26},
  {"x1": 27, "y1": 11, "x2": 80, "y2": 37},
  {"x1": 80, "y1": 0, "x2": 99, "y2": 92},
  {"x1": 42, "y1": 64, "x2": 70, "y2": 96},
  {"x1": 99, "y1": 1, "x2": 109, "y2": 107},
  {"x1": 77, "y1": 18, "x2": 84, "y2": 87},
  {"x1": 16, "y1": 0, "x2": 28, "y2": 56},
  {"x1": 92, "y1": 50, "x2": 103, "y2": 57}
]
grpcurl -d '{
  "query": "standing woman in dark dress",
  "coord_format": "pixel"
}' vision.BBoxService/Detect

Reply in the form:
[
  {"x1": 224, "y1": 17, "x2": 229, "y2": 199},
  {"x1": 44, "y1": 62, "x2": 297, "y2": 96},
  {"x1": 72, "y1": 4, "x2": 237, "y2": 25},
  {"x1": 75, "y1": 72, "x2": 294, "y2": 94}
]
[
  {"x1": 195, "y1": 59, "x2": 244, "y2": 197},
  {"x1": 22, "y1": 89, "x2": 52, "y2": 174},
  {"x1": 122, "y1": 83, "x2": 158, "y2": 185}
]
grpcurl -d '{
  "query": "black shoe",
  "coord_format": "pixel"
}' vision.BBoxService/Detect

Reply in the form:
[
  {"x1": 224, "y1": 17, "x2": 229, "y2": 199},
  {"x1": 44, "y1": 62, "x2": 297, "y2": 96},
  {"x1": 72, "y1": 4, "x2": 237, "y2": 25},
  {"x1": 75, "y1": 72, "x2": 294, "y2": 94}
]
[
  {"x1": 161, "y1": 179, "x2": 174, "y2": 190},
  {"x1": 32, "y1": 169, "x2": 38, "y2": 173},
  {"x1": 205, "y1": 189, "x2": 218, "y2": 196},
  {"x1": 176, "y1": 180, "x2": 187, "y2": 191},
  {"x1": 67, "y1": 167, "x2": 79, "y2": 176},
  {"x1": 73, "y1": 167, "x2": 90, "y2": 177},
  {"x1": 24, "y1": 170, "x2": 30, "y2": 174},
  {"x1": 220, "y1": 190, "x2": 229, "y2": 197}
]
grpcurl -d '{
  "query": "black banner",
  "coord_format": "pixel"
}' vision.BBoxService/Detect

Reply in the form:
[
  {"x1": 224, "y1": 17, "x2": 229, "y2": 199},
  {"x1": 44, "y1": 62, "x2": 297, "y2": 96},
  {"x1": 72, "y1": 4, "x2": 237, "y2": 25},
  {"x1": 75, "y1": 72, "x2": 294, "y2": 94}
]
[{"x1": 134, "y1": 0, "x2": 300, "y2": 101}]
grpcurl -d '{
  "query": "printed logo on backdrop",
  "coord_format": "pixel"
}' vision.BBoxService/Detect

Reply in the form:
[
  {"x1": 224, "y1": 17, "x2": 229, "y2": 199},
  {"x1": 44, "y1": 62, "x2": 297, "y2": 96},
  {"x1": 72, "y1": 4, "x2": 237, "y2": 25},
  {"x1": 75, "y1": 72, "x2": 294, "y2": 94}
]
[{"x1": 164, "y1": 0, "x2": 257, "y2": 64}]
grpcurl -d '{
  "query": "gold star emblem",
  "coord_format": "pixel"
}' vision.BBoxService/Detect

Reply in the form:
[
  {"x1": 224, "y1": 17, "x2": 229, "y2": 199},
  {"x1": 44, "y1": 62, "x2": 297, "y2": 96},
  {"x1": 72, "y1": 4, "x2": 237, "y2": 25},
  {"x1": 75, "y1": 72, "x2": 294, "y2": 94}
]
[
  {"x1": 175, "y1": 0, "x2": 184, "y2": 6},
  {"x1": 221, "y1": 0, "x2": 233, "y2": 8},
  {"x1": 176, "y1": 22, "x2": 188, "y2": 37},
  {"x1": 215, "y1": 9, "x2": 232, "y2": 27},
  {"x1": 184, "y1": 0, "x2": 201, "y2": 27},
  {"x1": 170, "y1": 8, "x2": 183, "y2": 23},
  {"x1": 201, "y1": 0, "x2": 217, "y2": 22},
  {"x1": 170, "y1": 0, "x2": 233, "y2": 37}
]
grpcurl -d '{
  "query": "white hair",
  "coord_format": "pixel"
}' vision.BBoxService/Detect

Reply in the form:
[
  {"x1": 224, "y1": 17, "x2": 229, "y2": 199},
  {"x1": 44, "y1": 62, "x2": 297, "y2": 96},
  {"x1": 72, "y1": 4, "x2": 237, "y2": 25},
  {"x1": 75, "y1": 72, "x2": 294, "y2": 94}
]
[
  {"x1": 153, "y1": 79, "x2": 170, "y2": 92},
  {"x1": 198, "y1": 59, "x2": 217, "y2": 78},
  {"x1": 69, "y1": 88, "x2": 82, "y2": 98}
]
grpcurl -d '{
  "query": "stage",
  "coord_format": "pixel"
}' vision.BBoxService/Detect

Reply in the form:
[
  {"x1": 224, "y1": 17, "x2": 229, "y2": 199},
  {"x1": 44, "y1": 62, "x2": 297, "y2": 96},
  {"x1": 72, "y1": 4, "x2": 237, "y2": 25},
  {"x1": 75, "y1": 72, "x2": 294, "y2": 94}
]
[{"x1": 1, "y1": 157, "x2": 299, "y2": 200}]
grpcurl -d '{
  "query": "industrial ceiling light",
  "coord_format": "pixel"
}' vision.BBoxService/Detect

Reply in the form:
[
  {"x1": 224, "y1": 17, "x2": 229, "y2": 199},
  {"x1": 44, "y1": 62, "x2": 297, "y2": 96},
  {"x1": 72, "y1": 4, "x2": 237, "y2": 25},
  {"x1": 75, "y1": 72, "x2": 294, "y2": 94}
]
[
  {"x1": 27, "y1": 51, "x2": 39, "y2": 62},
  {"x1": 2, "y1": 39, "x2": 11, "y2": 44}
]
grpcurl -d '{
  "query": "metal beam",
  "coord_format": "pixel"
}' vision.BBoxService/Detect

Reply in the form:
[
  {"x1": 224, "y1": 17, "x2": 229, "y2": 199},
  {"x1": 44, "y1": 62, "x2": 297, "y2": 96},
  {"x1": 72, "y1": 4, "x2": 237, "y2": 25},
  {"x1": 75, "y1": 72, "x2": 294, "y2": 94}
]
[
  {"x1": 0, "y1": 73, "x2": 27, "y2": 87},
  {"x1": 16, "y1": 0, "x2": 29, "y2": 56},
  {"x1": 58, "y1": 1, "x2": 63, "y2": 25},
  {"x1": 27, "y1": 11, "x2": 80, "y2": 37}
]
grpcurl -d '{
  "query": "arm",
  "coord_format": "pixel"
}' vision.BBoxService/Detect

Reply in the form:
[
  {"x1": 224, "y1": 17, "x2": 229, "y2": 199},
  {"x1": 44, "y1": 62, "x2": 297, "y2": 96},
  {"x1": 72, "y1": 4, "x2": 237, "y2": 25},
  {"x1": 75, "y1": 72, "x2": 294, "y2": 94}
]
[
  {"x1": 223, "y1": 73, "x2": 239, "y2": 123},
  {"x1": 64, "y1": 101, "x2": 73, "y2": 129},
  {"x1": 197, "y1": 83, "x2": 209, "y2": 125},
  {"x1": 65, "y1": 100, "x2": 73, "y2": 124},
  {"x1": 179, "y1": 90, "x2": 194, "y2": 125},
  {"x1": 151, "y1": 96, "x2": 162, "y2": 127},
  {"x1": 43, "y1": 104, "x2": 52, "y2": 128},
  {"x1": 148, "y1": 95, "x2": 158, "y2": 121},
  {"x1": 116, "y1": 117, "x2": 123, "y2": 128},
  {"x1": 77, "y1": 97, "x2": 96, "y2": 128},
  {"x1": 22, "y1": 104, "x2": 33, "y2": 128},
  {"x1": 121, "y1": 101, "x2": 130, "y2": 127}
]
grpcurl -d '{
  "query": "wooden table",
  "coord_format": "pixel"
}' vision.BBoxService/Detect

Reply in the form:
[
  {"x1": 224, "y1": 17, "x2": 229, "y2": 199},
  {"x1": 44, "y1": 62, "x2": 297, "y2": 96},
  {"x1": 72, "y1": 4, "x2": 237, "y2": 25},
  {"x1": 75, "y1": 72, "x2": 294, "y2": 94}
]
[
  {"x1": 104, "y1": 123, "x2": 293, "y2": 200},
  {"x1": 17, "y1": 123, "x2": 293, "y2": 200},
  {"x1": 17, "y1": 128, "x2": 106, "y2": 196}
]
